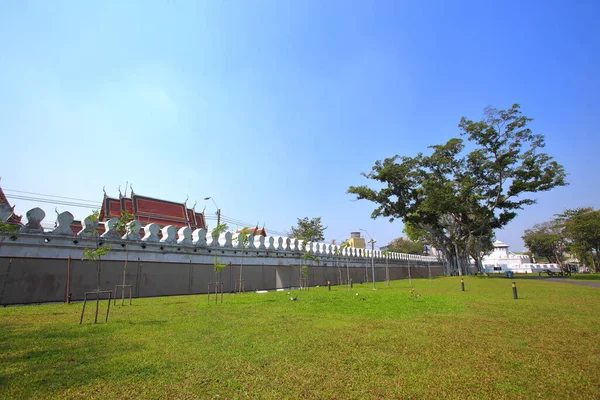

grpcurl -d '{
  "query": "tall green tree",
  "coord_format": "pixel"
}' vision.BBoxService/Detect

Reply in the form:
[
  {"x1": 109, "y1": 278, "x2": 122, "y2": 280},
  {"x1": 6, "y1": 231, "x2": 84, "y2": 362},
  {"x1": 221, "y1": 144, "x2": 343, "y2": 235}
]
[
  {"x1": 522, "y1": 220, "x2": 566, "y2": 265},
  {"x1": 289, "y1": 217, "x2": 327, "y2": 243},
  {"x1": 385, "y1": 237, "x2": 423, "y2": 255},
  {"x1": 557, "y1": 208, "x2": 600, "y2": 272},
  {"x1": 348, "y1": 104, "x2": 567, "y2": 275}
]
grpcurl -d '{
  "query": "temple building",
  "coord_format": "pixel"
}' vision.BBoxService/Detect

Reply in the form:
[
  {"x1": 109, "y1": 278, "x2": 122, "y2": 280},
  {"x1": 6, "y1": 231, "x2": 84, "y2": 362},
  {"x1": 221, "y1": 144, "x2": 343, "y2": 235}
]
[
  {"x1": 68, "y1": 188, "x2": 207, "y2": 235},
  {"x1": 100, "y1": 189, "x2": 206, "y2": 229},
  {"x1": 0, "y1": 186, "x2": 23, "y2": 226}
]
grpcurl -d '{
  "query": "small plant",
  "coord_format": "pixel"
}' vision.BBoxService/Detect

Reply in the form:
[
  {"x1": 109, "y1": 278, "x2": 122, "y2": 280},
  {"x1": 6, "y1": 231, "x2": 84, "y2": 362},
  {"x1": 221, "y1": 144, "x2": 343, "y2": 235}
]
[
  {"x1": 211, "y1": 222, "x2": 229, "y2": 243},
  {"x1": 409, "y1": 289, "x2": 421, "y2": 299},
  {"x1": 0, "y1": 221, "x2": 18, "y2": 237},
  {"x1": 213, "y1": 257, "x2": 227, "y2": 281}
]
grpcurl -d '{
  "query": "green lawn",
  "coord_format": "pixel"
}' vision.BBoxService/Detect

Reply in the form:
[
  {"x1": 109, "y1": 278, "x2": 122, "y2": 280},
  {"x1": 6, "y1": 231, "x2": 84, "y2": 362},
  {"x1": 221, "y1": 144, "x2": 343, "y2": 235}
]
[{"x1": 1, "y1": 277, "x2": 599, "y2": 399}]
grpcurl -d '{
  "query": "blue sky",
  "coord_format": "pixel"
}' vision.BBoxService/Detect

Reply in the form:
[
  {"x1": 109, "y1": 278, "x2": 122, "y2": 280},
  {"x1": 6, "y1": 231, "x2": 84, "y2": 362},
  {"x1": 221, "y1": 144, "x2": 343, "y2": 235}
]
[{"x1": 1, "y1": 0, "x2": 598, "y2": 250}]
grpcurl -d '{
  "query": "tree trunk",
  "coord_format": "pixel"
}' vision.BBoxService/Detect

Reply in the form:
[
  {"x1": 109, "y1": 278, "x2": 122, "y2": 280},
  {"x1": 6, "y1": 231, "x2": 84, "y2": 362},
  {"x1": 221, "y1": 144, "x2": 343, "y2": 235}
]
[{"x1": 453, "y1": 242, "x2": 462, "y2": 276}]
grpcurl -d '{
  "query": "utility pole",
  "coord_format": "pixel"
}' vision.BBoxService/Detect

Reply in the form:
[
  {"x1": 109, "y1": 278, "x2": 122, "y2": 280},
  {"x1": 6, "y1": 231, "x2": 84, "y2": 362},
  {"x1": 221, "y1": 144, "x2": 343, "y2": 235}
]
[{"x1": 204, "y1": 196, "x2": 221, "y2": 227}]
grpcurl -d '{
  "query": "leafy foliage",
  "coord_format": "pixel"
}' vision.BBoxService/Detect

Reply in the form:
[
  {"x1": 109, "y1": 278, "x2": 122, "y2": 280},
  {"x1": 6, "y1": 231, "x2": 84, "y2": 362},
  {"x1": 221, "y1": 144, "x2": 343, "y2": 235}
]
[
  {"x1": 524, "y1": 207, "x2": 600, "y2": 271},
  {"x1": 83, "y1": 245, "x2": 111, "y2": 261},
  {"x1": 113, "y1": 211, "x2": 135, "y2": 237},
  {"x1": 87, "y1": 209, "x2": 100, "y2": 224},
  {"x1": 289, "y1": 217, "x2": 327, "y2": 243},
  {"x1": 385, "y1": 237, "x2": 423, "y2": 255},
  {"x1": 211, "y1": 222, "x2": 229, "y2": 241},
  {"x1": 233, "y1": 227, "x2": 251, "y2": 247},
  {"x1": 0, "y1": 221, "x2": 18, "y2": 237},
  {"x1": 348, "y1": 104, "x2": 567, "y2": 274},
  {"x1": 213, "y1": 257, "x2": 227, "y2": 274}
]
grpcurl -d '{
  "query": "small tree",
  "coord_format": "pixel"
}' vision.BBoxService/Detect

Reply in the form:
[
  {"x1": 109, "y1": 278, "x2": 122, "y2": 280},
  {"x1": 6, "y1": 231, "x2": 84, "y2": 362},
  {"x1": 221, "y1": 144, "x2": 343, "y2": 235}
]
[
  {"x1": 82, "y1": 210, "x2": 112, "y2": 292},
  {"x1": 213, "y1": 257, "x2": 227, "y2": 282},
  {"x1": 299, "y1": 252, "x2": 318, "y2": 290},
  {"x1": 80, "y1": 210, "x2": 114, "y2": 324},
  {"x1": 233, "y1": 227, "x2": 251, "y2": 293},
  {"x1": 113, "y1": 211, "x2": 135, "y2": 306},
  {"x1": 333, "y1": 240, "x2": 351, "y2": 289}
]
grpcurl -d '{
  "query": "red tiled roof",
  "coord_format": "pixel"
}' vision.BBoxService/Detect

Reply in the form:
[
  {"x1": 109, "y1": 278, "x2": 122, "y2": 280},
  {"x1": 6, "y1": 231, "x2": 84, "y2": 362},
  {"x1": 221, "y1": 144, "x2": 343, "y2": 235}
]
[
  {"x1": 99, "y1": 192, "x2": 206, "y2": 230},
  {"x1": 0, "y1": 186, "x2": 22, "y2": 225}
]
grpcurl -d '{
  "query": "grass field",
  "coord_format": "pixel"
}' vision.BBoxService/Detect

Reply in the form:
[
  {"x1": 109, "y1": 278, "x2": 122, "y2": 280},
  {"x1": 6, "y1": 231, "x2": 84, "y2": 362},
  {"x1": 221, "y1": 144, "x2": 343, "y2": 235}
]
[{"x1": 1, "y1": 277, "x2": 599, "y2": 399}]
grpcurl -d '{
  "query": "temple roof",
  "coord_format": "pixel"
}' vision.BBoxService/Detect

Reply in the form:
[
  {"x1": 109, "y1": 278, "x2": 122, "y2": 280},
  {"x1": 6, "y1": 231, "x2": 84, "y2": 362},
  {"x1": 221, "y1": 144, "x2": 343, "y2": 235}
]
[
  {"x1": 493, "y1": 240, "x2": 509, "y2": 248},
  {"x1": 0, "y1": 185, "x2": 23, "y2": 225},
  {"x1": 99, "y1": 191, "x2": 206, "y2": 230}
]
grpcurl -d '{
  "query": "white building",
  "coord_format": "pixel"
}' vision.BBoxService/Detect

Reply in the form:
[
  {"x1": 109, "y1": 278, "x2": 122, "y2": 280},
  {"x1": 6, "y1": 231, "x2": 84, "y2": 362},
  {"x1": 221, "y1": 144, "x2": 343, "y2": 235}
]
[
  {"x1": 482, "y1": 240, "x2": 562, "y2": 274},
  {"x1": 482, "y1": 240, "x2": 531, "y2": 273}
]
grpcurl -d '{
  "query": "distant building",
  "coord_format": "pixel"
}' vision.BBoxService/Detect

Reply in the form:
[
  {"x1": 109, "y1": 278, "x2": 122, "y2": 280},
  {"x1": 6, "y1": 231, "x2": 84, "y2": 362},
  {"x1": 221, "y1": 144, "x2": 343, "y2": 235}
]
[
  {"x1": 63, "y1": 189, "x2": 208, "y2": 235},
  {"x1": 95, "y1": 189, "x2": 206, "y2": 234},
  {"x1": 347, "y1": 232, "x2": 366, "y2": 249},
  {"x1": 482, "y1": 240, "x2": 544, "y2": 273}
]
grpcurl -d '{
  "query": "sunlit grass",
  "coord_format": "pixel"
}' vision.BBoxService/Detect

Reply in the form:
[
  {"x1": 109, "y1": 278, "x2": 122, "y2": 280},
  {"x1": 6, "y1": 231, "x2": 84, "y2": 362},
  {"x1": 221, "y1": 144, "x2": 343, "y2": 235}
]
[{"x1": 1, "y1": 277, "x2": 599, "y2": 399}]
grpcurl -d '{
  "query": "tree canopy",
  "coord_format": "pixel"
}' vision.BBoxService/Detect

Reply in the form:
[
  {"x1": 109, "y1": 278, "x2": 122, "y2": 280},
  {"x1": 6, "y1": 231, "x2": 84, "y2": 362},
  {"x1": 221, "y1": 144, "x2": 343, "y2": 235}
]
[
  {"x1": 289, "y1": 217, "x2": 327, "y2": 243},
  {"x1": 523, "y1": 207, "x2": 600, "y2": 272},
  {"x1": 384, "y1": 237, "x2": 424, "y2": 255},
  {"x1": 348, "y1": 104, "x2": 567, "y2": 275}
]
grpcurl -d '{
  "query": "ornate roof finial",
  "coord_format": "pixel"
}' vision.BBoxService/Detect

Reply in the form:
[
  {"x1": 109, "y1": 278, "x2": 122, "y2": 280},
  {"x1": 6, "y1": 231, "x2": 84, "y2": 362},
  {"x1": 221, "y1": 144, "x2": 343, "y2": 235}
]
[
  {"x1": 184, "y1": 195, "x2": 189, "y2": 206},
  {"x1": 55, "y1": 207, "x2": 59, "y2": 216},
  {"x1": 118, "y1": 185, "x2": 122, "y2": 198},
  {"x1": 103, "y1": 186, "x2": 107, "y2": 198},
  {"x1": 192, "y1": 200, "x2": 197, "y2": 210},
  {"x1": 130, "y1": 184, "x2": 135, "y2": 196}
]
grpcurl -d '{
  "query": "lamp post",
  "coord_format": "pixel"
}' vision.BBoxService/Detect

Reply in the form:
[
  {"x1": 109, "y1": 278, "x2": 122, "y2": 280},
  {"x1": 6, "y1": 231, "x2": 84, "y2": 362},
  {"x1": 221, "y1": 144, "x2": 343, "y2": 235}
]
[
  {"x1": 360, "y1": 229, "x2": 377, "y2": 290},
  {"x1": 203, "y1": 197, "x2": 220, "y2": 227}
]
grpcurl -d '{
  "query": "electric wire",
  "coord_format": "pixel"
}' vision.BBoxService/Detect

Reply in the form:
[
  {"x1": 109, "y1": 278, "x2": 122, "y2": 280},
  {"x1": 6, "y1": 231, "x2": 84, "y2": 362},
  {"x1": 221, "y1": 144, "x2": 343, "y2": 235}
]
[{"x1": 5, "y1": 190, "x2": 290, "y2": 235}]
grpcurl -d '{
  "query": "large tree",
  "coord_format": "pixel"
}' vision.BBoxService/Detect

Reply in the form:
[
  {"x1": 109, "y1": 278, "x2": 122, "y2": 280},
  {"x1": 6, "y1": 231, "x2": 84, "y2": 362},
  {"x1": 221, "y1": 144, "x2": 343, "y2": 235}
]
[
  {"x1": 348, "y1": 104, "x2": 567, "y2": 275},
  {"x1": 522, "y1": 220, "x2": 566, "y2": 265},
  {"x1": 557, "y1": 208, "x2": 600, "y2": 272},
  {"x1": 385, "y1": 237, "x2": 424, "y2": 255},
  {"x1": 289, "y1": 217, "x2": 327, "y2": 243}
]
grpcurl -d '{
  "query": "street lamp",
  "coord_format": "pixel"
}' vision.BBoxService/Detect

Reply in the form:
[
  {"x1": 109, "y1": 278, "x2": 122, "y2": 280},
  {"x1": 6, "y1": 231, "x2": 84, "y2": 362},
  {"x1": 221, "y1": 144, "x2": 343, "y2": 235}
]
[
  {"x1": 204, "y1": 197, "x2": 221, "y2": 226},
  {"x1": 360, "y1": 229, "x2": 377, "y2": 290}
]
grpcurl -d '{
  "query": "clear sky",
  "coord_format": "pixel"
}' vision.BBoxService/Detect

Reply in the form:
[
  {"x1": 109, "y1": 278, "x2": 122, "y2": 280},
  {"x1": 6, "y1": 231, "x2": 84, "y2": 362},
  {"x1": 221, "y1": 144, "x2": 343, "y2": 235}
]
[{"x1": 1, "y1": 0, "x2": 598, "y2": 250}]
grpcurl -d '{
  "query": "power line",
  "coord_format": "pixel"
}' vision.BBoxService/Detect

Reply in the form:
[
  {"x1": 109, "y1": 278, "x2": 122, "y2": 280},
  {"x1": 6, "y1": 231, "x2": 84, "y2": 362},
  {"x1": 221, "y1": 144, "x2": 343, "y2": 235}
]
[
  {"x1": 6, "y1": 195, "x2": 101, "y2": 209},
  {"x1": 6, "y1": 191, "x2": 290, "y2": 236},
  {"x1": 4, "y1": 189, "x2": 98, "y2": 204}
]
